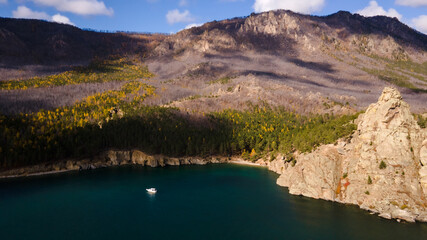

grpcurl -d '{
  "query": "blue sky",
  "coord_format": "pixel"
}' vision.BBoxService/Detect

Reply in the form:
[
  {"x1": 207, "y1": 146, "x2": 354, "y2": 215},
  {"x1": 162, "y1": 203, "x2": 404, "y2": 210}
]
[{"x1": 0, "y1": 0, "x2": 426, "y2": 34}]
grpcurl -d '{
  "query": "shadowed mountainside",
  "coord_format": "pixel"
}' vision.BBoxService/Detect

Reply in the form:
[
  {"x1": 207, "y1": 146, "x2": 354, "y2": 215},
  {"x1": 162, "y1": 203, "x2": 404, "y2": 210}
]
[{"x1": 0, "y1": 17, "x2": 166, "y2": 69}]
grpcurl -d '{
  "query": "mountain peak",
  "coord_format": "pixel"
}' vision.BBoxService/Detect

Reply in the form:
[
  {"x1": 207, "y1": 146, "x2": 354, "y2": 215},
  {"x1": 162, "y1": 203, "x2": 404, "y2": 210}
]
[
  {"x1": 360, "y1": 87, "x2": 415, "y2": 131},
  {"x1": 378, "y1": 87, "x2": 402, "y2": 102}
]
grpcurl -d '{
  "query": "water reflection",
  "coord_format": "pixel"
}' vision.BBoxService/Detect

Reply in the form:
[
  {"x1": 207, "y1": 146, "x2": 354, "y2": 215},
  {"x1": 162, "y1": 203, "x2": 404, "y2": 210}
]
[{"x1": 147, "y1": 191, "x2": 156, "y2": 201}]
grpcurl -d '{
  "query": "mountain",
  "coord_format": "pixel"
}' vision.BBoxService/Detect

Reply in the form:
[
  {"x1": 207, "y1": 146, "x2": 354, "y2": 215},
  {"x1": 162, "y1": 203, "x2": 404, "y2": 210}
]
[
  {"x1": 1, "y1": 10, "x2": 427, "y2": 115},
  {"x1": 154, "y1": 10, "x2": 427, "y2": 57},
  {"x1": 145, "y1": 10, "x2": 427, "y2": 114},
  {"x1": 0, "y1": 17, "x2": 165, "y2": 66}
]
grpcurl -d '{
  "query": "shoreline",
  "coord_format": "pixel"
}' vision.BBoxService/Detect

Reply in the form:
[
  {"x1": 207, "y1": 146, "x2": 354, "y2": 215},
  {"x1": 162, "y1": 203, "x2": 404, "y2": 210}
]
[
  {"x1": 0, "y1": 160, "x2": 266, "y2": 180},
  {"x1": 0, "y1": 169, "x2": 71, "y2": 180},
  {"x1": 0, "y1": 150, "x2": 268, "y2": 180},
  {"x1": 229, "y1": 160, "x2": 266, "y2": 167}
]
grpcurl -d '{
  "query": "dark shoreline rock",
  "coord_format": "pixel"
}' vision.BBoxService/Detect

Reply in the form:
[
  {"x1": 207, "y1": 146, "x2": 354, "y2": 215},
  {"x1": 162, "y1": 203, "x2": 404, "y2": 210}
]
[{"x1": 0, "y1": 150, "x2": 230, "y2": 179}]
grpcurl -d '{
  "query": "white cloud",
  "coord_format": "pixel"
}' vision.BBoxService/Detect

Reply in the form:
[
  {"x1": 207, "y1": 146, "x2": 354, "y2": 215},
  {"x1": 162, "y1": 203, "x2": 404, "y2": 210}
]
[
  {"x1": 51, "y1": 13, "x2": 74, "y2": 25},
  {"x1": 13, "y1": 6, "x2": 50, "y2": 20},
  {"x1": 357, "y1": 1, "x2": 402, "y2": 20},
  {"x1": 396, "y1": 0, "x2": 427, "y2": 7},
  {"x1": 0, "y1": 0, "x2": 7, "y2": 4},
  {"x1": 185, "y1": 23, "x2": 202, "y2": 29},
  {"x1": 412, "y1": 15, "x2": 427, "y2": 34},
  {"x1": 166, "y1": 9, "x2": 194, "y2": 24},
  {"x1": 12, "y1": 6, "x2": 74, "y2": 25},
  {"x1": 31, "y1": 0, "x2": 113, "y2": 16},
  {"x1": 253, "y1": 0, "x2": 325, "y2": 14}
]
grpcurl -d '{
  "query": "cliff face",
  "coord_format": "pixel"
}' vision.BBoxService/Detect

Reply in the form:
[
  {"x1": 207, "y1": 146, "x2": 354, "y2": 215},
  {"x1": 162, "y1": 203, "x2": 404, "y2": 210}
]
[{"x1": 276, "y1": 87, "x2": 427, "y2": 222}]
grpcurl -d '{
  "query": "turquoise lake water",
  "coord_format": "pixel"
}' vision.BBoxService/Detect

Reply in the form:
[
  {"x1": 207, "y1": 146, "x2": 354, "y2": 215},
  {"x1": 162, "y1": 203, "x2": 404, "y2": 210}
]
[{"x1": 1, "y1": 164, "x2": 426, "y2": 240}]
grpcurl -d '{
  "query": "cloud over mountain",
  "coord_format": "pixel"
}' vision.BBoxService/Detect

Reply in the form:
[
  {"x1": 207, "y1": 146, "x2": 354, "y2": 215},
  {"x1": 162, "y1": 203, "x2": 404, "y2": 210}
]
[
  {"x1": 13, "y1": 6, "x2": 50, "y2": 20},
  {"x1": 12, "y1": 6, "x2": 74, "y2": 25},
  {"x1": 30, "y1": 0, "x2": 113, "y2": 16},
  {"x1": 166, "y1": 9, "x2": 194, "y2": 24},
  {"x1": 412, "y1": 15, "x2": 427, "y2": 34},
  {"x1": 357, "y1": 1, "x2": 402, "y2": 20},
  {"x1": 253, "y1": 0, "x2": 325, "y2": 14},
  {"x1": 395, "y1": 0, "x2": 427, "y2": 7}
]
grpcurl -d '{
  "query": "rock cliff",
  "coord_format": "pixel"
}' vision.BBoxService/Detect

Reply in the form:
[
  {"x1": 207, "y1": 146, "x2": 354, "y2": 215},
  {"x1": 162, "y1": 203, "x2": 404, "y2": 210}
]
[{"x1": 276, "y1": 87, "x2": 427, "y2": 222}]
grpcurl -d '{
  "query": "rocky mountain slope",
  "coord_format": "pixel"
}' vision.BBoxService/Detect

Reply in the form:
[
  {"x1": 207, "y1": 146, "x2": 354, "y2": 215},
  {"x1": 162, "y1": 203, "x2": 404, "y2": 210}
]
[
  {"x1": 270, "y1": 87, "x2": 427, "y2": 222},
  {"x1": 145, "y1": 10, "x2": 427, "y2": 114},
  {"x1": 1, "y1": 10, "x2": 427, "y2": 115},
  {"x1": 155, "y1": 10, "x2": 426, "y2": 59}
]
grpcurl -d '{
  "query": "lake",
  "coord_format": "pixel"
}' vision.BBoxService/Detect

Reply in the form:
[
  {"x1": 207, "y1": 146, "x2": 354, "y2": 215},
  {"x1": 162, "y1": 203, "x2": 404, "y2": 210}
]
[{"x1": 1, "y1": 164, "x2": 426, "y2": 240}]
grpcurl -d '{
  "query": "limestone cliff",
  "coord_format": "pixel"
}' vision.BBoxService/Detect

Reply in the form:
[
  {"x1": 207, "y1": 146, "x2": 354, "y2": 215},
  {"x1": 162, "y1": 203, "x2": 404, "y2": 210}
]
[{"x1": 276, "y1": 87, "x2": 427, "y2": 222}]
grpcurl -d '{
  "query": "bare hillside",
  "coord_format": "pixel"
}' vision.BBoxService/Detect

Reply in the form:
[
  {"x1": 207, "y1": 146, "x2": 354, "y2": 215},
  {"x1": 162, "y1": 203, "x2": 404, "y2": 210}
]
[
  {"x1": 1, "y1": 10, "x2": 427, "y2": 115},
  {"x1": 144, "y1": 10, "x2": 427, "y2": 114}
]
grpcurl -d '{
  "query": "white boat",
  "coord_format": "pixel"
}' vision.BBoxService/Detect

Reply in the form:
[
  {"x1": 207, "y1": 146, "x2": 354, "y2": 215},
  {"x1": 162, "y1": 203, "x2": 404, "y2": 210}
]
[{"x1": 146, "y1": 188, "x2": 157, "y2": 193}]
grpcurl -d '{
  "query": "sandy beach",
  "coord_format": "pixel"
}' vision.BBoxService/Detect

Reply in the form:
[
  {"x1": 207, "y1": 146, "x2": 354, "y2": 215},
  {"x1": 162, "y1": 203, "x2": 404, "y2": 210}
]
[{"x1": 228, "y1": 160, "x2": 266, "y2": 167}]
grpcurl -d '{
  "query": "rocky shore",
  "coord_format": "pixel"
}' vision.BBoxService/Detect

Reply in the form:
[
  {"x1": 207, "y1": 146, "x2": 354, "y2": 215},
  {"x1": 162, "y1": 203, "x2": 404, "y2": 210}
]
[
  {"x1": 270, "y1": 88, "x2": 427, "y2": 222},
  {"x1": 0, "y1": 150, "x2": 231, "y2": 179}
]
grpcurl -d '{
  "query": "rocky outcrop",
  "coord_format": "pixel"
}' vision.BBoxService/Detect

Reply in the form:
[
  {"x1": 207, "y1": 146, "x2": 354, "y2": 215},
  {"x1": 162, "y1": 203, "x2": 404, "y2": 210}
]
[
  {"x1": 0, "y1": 150, "x2": 229, "y2": 179},
  {"x1": 276, "y1": 87, "x2": 427, "y2": 222}
]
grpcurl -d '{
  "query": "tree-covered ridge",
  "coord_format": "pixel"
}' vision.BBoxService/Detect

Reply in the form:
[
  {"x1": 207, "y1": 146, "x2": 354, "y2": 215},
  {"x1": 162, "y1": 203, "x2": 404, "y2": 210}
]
[
  {"x1": 213, "y1": 108, "x2": 357, "y2": 160},
  {"x1": 0, "y1": 99, "x2": 357, "y2": 168},
  {"x1": 0, "y1": 57, "x2": 153, "y2": 90}
]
